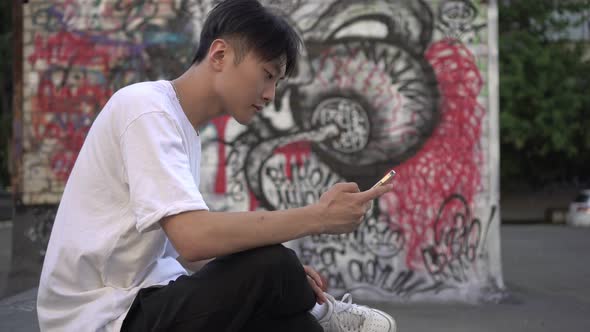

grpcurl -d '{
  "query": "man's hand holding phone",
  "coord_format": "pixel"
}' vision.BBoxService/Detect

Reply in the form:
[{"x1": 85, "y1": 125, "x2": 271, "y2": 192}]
[{"x1": 314, "y1": 170, "x2": 396, "y2": 234}]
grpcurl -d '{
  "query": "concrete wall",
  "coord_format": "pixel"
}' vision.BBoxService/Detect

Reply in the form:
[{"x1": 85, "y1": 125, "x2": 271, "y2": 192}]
[{"x1": 15, "y1": 0, "x2": 503, "y2": 302}]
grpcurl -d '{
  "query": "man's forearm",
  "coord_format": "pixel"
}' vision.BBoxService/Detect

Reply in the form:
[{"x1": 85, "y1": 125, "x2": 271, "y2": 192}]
[{"x1": 161, "y1": 205, "x2": 323, "y2": 262}]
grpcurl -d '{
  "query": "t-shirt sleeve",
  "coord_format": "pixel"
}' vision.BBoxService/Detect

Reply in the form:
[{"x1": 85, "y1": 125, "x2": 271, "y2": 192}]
[{"x1": 120, "y1": 111, "x2": 208, "y2": 233}]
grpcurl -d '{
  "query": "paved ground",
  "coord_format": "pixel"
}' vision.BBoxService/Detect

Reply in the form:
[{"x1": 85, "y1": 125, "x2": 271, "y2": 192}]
[
  {"x1": 0, "y1": 221, "x2": 12, "y2": 299},
  {"x1": 1, "y1": 224, "x2": 590, "y2": 331}
]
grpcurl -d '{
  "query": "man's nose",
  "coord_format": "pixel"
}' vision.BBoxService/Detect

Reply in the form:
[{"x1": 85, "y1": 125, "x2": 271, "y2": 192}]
[{"x1": 262, "y1": 83, "x2": 276, "y2": 104}]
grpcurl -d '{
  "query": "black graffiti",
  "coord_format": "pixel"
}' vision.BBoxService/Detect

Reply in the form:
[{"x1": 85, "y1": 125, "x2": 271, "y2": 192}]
[
  {"x1": 25, "y1": 206, "x2": 58, "y2": 258},
  {"x1": 297, "y1": 192, "x2": 496, "y2": 297},
  {"x1": 311, "y1": 97, "x2": 370, "y2": 153},
  {"x1": 262, "y1": 157, "x2": 339, "y2": 209},
  {"x1": 297, "y1": 211, "x2": 433, "y2": 297},
  {"x1": 299, "y1": 238, "x2": 441, "y2": 297},
  {"x1": 288, "y1": 37, "x2": 440, "y2": 182},
  {"x1": 347, "y1": 259, "x2": 439, "y2": 297},
  {"x1": 421, "y1": 194, "x2": 484, "y2": 282},
  {"x1": 265, "y1": 166, "x2": 318, "y2": 208},
  {"x1": 437, "y1": 0, "x2": 486, "y2": 41},
  {"x1": 299, "y1": 245, "x2": 349, "y2": 290}
]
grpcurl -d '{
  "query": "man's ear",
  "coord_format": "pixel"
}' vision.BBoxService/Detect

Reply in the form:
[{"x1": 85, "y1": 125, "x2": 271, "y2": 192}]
[{"x1": 208, "y1": 39, "x2": 229, "y2": 72}]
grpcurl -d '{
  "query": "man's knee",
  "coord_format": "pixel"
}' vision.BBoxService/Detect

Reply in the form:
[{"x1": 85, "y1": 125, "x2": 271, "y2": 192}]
[
  {"x1": 239, "y1": 244, "x2": 303, "y2": 276},
  {"x1": 246, "y1": 244, "x2": 299, "y2": 265}
]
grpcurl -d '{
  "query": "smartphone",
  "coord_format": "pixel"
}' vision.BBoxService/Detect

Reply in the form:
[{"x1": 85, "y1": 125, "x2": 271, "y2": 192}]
[
  {"x1": 371, "y1": 170, "x2": 396, "y2": 189},
  {"x1": 365, "y1": 169, "x2": 396, "y2": 217}
]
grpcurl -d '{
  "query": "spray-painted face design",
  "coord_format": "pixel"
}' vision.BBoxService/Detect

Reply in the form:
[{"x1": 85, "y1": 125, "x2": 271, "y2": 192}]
[{"x1": 200, "y1": 0, "x2": 496, "y2": 301}]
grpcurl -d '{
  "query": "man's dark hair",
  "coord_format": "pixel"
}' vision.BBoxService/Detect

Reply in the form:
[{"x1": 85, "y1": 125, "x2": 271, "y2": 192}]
[{"x1": 192, "y1": 0, "x2": 302, "y2": 77}]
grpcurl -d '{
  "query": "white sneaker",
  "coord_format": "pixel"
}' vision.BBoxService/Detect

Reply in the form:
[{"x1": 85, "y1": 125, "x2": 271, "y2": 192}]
[{"x1": 318, "y1": 293, "x2": 397, "y2": 332}]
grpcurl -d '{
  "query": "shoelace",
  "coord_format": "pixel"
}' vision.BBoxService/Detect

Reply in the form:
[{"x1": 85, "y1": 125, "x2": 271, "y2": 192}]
[{"x1": 329, "y1": 293, "x2": 367, "y2": 331}]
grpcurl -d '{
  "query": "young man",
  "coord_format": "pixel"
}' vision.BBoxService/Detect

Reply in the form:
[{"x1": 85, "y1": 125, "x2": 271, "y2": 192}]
[{"x1": 37, "y1": 0, "x2": 397, "y2": 331}]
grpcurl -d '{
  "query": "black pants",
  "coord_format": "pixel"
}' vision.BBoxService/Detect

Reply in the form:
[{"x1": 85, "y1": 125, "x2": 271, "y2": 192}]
[{"x1": 121, "y1": 244, "x2": 324, "y2": 332}]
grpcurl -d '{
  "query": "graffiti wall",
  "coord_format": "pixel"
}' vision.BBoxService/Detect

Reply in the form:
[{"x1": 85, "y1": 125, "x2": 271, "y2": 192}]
[{"x1": 18, "y1": 0, "x2": 502, "y2": 301}]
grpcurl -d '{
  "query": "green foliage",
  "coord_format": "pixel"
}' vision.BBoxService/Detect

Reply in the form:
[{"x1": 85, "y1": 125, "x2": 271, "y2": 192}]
[
  {"x1": 0, "y1": 1, "x2": 12, "y2": 189},
  {"x1": 499, "y1": 0, "x2": 590, "y2": 187}
]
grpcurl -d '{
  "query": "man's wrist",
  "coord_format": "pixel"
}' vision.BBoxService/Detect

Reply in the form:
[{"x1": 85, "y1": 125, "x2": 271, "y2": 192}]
[{"x1": 302, "y1": 203, "x2": 325, "y2": 235}]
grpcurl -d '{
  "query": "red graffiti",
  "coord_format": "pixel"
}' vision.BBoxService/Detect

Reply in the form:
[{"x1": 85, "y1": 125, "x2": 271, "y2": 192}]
[
  {"x1": 249, "y1": 190, "x2": 259, "y2": 211},
  {"x1": 28, "y1": 31, "x2": 123, "y2": 180},
  {"x1": 274, "y1": 141, "x2": 312, "y2": 180},
  {"x1": 31, "y1": 77, "x2": 112, "y2": 180},
  {"x1": 29, "y1": 31, "x2": 118, "y2": 69},
  {"x1": 386, "y1": 38, "x2": 484, "y2": 270},
  {"x1": 316, "y1": 46, "x2": 397, "y2": 118},
  {"x1": 210, "y1": 116, "x2": 262, "y2": 210}
]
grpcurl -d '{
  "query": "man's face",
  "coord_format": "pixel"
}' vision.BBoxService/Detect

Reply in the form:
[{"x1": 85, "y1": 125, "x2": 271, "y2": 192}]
[{"x1": 216, "y1": 48, "x2": 286, "y2": 124}]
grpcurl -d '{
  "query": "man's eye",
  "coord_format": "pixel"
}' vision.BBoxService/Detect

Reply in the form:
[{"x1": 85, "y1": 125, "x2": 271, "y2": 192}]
[{"x1": 265, "y1": 70, "x2": 273, "y2": 80}]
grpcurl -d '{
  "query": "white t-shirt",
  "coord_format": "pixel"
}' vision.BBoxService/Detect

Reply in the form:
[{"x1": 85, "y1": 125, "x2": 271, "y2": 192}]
[{"x1": 37, "y1": 80, "x2": 209, "y2": 331}]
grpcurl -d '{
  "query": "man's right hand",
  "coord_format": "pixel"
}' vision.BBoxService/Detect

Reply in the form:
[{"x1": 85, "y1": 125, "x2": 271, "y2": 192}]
[{"x1": 313, "y1": 182, "x2": 394, "y2": 234}]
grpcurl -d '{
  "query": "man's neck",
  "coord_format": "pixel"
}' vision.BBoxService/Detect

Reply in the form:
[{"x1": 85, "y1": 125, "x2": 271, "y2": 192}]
[{"x1": 171, "y1": 64, "x2": 224, "y2": 131}]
